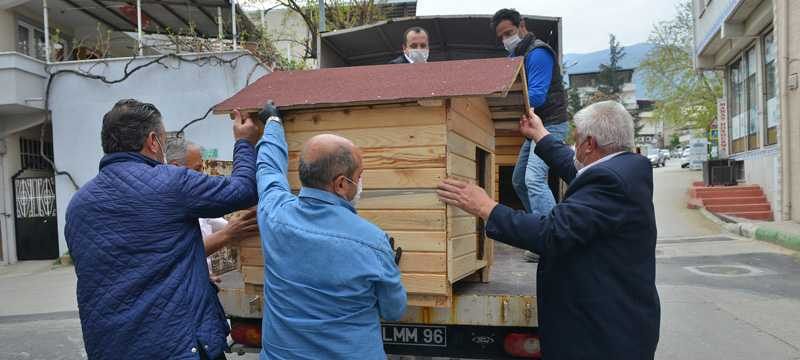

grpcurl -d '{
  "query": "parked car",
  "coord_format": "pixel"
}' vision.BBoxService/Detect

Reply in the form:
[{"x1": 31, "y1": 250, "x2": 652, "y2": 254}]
[
  {"x1": 660, "y1": 149, "x2": 671, "y2": 160},
  {"x1": 646, "y1": 147, "x2": 667, "y2": 168}
]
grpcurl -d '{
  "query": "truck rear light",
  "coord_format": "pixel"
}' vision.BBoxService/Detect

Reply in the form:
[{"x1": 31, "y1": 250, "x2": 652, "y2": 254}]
[
  {"x1": 503, "y1": 332, "x2": 541, "y2": 358},
  {"x1": 230, "y1": 320, "x2": 261, "y2": 348}
]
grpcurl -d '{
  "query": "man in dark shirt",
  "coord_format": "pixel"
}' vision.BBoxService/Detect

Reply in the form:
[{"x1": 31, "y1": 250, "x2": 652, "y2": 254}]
[{"x1": 389, "y1": 27, "x2": 430, "y2": 64}]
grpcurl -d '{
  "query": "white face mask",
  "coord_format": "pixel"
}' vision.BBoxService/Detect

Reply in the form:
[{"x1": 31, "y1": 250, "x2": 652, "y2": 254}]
[
  {"x1": 573, "y1": 153, "x2": 585, "y2": 171},
  {"x1": 574, "y1": 138, "x2": 587, "y2": 171},
  {"x1": 406, "y1": 48, "x2": 429, "y2": 63},
  {"x1": 343, "y1": 175, "x2": 363, "y2": 207},
  {"x1": 503, "y1": 34, "x2": 522, "y2": 54},
  {"x1": 154, "y1": 135, "x2": 167, "y2": 164}
]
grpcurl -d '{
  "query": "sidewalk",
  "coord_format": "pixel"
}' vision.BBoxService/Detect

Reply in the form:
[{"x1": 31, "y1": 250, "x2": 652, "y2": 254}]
[{"x1": 0, "y1": 260, "x2": 78, "y2": 317}]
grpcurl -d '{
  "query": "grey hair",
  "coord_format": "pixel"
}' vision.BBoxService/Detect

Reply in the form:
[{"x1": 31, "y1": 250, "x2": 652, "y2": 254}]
[
  {"x1": 165, "y1": 137, "x2": 201, "y2": 165},
  {"x1": 298, "y1": 143, "x2": 358, "y2": 189},
  {"x1": 573, "y1": 100, "x2": 635, "y2": 153}
]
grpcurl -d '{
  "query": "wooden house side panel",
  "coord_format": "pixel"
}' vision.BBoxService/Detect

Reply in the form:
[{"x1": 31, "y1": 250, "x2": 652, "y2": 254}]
[{"x1": 445, "y1": 131, "x2": 492, "y2": 284}]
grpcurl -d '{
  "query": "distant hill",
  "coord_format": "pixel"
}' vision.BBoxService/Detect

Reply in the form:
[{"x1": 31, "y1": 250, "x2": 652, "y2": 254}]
[{"x1": 563, "y1": 42, "x2": 656, "y2": 100}]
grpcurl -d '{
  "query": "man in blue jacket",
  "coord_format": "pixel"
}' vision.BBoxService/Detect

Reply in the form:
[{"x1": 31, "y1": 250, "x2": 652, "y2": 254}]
[
  {"x1": 65, "y1": 99, "x2": 260, "y2": 360},
  {"x1": 254, "y1": 102, "x2": 406, "y2": 360},
  {"x1": 437, "y1": 101, "x2": 661, "y2": 359},
  {"x1": 493, "y1": 8, "x2": 569, "y2": 219}
]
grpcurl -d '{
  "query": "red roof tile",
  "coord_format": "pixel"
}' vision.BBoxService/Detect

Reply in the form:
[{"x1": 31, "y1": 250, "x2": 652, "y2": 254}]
[{"x1": 214, "y1": 57, "x2": 524, "y2": 113}]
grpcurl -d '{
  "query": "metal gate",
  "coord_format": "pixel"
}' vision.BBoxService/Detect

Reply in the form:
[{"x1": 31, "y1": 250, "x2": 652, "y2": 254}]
[{"x1": 13, "y1": 175, "x2": 58, "y2": 260}]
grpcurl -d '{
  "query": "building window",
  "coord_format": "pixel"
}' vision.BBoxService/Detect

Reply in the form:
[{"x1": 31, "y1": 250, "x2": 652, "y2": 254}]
[
  {"x1": 728, "y1": 46, "x2": 761, "y2": 154},
  {"x1": 729, "y1": 59, "x2": 746, "y2": 154},
  {"x1": 20, "y1": 138, "x2": 53, "y2": 170},
  {"x1": 745, "y1": 47, "x2": 759, "y2": 150},
  {"x1": 16, "y1": 21, "x2": 46, "y2": 60},
  {"x1": 763, "y1": 31, "x2": 779, "y2": 145}
]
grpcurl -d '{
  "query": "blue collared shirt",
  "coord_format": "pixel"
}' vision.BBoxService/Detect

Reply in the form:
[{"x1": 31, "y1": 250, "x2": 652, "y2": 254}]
[{"x1": 256, "y1": 120, "x2": 407, "y2": 360}]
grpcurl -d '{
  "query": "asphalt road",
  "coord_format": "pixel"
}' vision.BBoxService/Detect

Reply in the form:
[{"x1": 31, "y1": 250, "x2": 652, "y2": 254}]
[{"x1": 1, "y1": 160, "x2": 799, "y2": 360}]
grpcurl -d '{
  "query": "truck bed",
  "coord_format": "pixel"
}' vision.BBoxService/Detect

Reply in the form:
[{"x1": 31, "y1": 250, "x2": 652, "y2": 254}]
[
  {"x1": 454, "y1": 242, "x2": 537, "y2": 296},
  {"x1": 219, "y1": 242, "x2": 539, "y2": 327}
]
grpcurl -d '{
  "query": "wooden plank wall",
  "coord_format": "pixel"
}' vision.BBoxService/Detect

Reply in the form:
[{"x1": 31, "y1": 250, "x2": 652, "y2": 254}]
[
  {"x1": 284, "y1": 103, "x2": 450, "y2": 307},
  {"x1": 494, "y1": 122, "x2": 525, "y2": 200},
  {"x1": 446, "y1": 97, "x2": 496, "y2": 284}
]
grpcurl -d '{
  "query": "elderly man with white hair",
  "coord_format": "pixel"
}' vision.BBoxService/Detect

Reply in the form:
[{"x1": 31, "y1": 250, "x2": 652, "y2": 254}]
[{"x1": 438, "y1": 101, "x2": 661, "y2": 360}]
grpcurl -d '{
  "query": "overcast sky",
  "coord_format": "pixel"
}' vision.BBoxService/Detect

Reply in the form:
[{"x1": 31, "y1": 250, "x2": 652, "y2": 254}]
[
  {"x1": 244, "y1": 0, "x2": 684, "y2": 54},
  {"x1": 415, "y1": 0, "x2": 684, "y2": 54}
]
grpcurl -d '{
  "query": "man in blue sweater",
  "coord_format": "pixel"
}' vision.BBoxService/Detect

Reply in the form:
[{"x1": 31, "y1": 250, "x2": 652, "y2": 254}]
[
  {"x1": 492, "y1": 9, "x2": 569, "y2": 221},
  {"x1": 66, "y1": 99, "x2": 260, "y2": 359}
]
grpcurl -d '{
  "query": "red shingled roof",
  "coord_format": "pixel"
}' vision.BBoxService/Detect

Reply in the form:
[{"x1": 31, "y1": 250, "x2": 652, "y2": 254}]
[{"x1": 214, "y1": 57, "x2": 524, "y2": 113}]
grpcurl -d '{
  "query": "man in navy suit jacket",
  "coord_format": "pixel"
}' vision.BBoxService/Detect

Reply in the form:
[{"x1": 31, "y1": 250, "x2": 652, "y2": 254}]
[{"x1": 438, "y1": 101, "x2": 660, "y2": 360}]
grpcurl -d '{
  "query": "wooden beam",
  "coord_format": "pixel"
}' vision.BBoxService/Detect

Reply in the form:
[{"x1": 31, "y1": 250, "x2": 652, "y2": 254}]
[
  {"x1": 284, "y1": 106, "x2": 445, "y2": 132},
  {"x1": 286, "y1": 124, "x2": 447, "y2": 152},
  {"x1": 359, "y1": 210, "x2": 446, "y2": 231},
  {"x1": 402, "y1": 273, "x2": 449, "y2": 295},
  {"x1": 399, "y1": 252, "x2": 447, "y2": 273},
  {"x1": 355, "y1": 190, "x2": 445, "y2": 210},
  {"x1": 387, "y1": 231, "x2": 447, "y2": 252},
  {"x1": 288, "y1": 168, "x2": 446, "y2": 190},
  {"x1": 290, "y1": 146, "x2": 446, "y2": 171}
]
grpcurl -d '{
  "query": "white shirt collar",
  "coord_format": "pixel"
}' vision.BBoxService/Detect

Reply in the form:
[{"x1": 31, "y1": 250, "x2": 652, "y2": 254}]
[{"x1": 576, "y1": 151, "x2": 626, "y2": 177}]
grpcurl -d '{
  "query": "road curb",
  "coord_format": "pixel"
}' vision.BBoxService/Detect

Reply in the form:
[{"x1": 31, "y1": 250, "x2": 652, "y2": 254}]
[
  {"x1": 698, "y1": 207, "x2": 800, "y2": 251},
  {"x1": 753, "y1": 226, "x2": 800, "y2": 252}
]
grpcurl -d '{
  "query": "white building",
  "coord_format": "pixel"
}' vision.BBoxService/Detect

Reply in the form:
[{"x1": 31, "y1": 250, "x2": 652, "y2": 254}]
[
  {"x1": 692, "y1": 0, "x2": 799, "y2": 222},
  {"x1": 0, "y1": 0, "x2": 268, "y2": 264}
]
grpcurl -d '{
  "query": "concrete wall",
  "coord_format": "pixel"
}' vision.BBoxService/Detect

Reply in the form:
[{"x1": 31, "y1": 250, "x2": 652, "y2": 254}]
[
  {"x1": 742, "y1": 154, "x2": 780, "y2": 212},
  {"x1": 0, "y1": 9, "x2": 16, "y2": 52},
  {"x1": 693, "y1": 0, "x2": 741, "y2": 57},
  {"x1": 47, "y1": 51, "x2": 268, "y2": 255},
  {"x1": 774, "y1": 0, "x2": 800, "y2": 222},
  {"x1": 258, "y1": 8, "x2": 310, "y2": 62},
  {"x1": 0, "y1": 52, "x2": 47, "y2": 110}
]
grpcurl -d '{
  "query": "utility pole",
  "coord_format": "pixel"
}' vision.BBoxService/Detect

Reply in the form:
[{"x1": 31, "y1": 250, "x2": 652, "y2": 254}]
[
  {"x1": 136, "y1": 0, "x2": 143, "y2": 56},
  {"x1": 43, "y1": 0, "x2": 50, "y2": 62},
  {"x1": 317, "y1": 0, "x2": 325, "y2": 68}
]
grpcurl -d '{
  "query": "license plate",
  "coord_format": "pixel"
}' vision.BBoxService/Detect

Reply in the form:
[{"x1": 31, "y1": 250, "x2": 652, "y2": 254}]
[{"x1": 382, "y1": 324, "x2": 447, "y2": 347}]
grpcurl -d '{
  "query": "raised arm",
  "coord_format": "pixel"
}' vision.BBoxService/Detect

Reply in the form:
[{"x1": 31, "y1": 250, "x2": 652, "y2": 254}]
[
  {"x1": 178, "y1": 112, "x2": 261, "y2": 219},
  {"x1": 534, "y1": 134, "x2": 578, "y2": 184},
  {"x1": 256, "y1": 102, "x2": 294, "y2": 214},
  {"x1": 179, "y1": 139, "x2": 257, "y2": 219},
  {"x1": 520, "y1": 109, "x2": 577, "y2": 183}
]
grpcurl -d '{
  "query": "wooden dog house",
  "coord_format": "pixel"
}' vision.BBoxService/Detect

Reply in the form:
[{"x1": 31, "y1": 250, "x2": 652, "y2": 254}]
[{"x1": 214, "y1": 57, "x2": 530, "y2": 308}]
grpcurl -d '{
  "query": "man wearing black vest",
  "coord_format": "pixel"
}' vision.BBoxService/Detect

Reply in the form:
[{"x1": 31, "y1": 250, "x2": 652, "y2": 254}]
[{"x1": 492, "y1": 9, "x2": 569, "y2": 221}]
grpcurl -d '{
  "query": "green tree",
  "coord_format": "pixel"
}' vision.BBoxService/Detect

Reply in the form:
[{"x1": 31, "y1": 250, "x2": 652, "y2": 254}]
[
  {"x1": 639, "y1": 0, "x2": 722, "y2": 131},
  {"x1": 597, "y1": 34, "x2": 626, "y2": 95},
  {"x1": 243, "y1": 0, "x2": 386, "y2": 60},
  {"x1": 670, "y1": 133, "x2": 681, "y2": 149}
]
